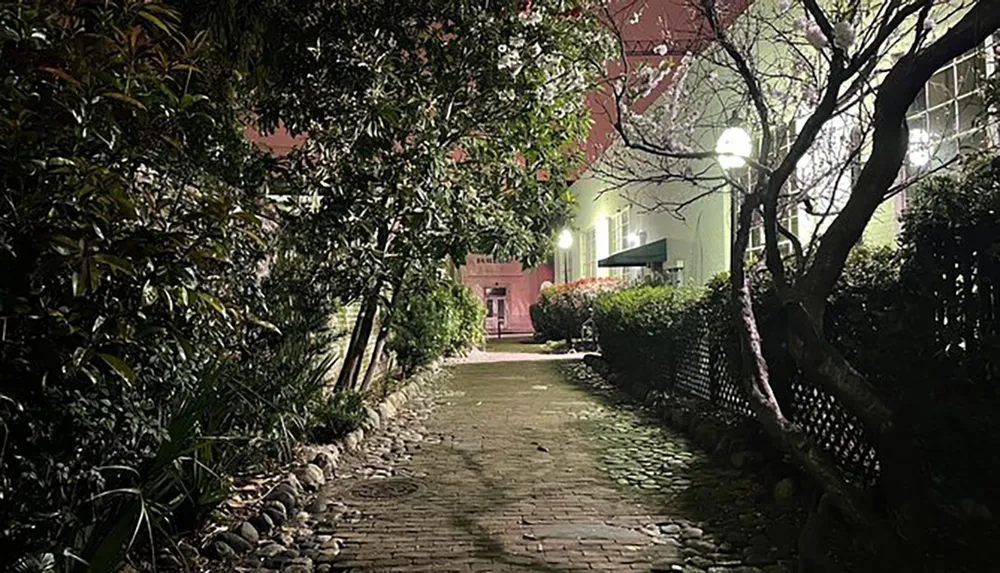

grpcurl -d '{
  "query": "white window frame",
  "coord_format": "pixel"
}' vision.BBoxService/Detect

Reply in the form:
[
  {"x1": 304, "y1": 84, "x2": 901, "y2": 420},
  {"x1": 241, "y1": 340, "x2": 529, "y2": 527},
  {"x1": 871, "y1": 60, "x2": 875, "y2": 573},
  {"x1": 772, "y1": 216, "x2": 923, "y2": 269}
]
[
  {"x1": 608, "y1": 209, "x2": 631, "y2": 278},
  {"x1": 896, "y1": 37, "x2": 998, "y2": 214},
  {"x1": 580, "y1": 227, "x2": 597, "y2": 279}
]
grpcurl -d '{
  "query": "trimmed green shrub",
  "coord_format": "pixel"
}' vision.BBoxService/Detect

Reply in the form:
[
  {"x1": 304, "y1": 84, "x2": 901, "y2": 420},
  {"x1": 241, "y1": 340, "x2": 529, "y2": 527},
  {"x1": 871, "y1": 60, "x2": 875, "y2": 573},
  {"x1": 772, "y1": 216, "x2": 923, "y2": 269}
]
[
  {"x1": 390, "y1": 274, "x2": 486, "y2": 375},
  {"x1": 593, "y1": 285, "x2": 703, "y2": 391},
  {"x1": 530, "y1": 278, "x2": 622, "y2": 341}
]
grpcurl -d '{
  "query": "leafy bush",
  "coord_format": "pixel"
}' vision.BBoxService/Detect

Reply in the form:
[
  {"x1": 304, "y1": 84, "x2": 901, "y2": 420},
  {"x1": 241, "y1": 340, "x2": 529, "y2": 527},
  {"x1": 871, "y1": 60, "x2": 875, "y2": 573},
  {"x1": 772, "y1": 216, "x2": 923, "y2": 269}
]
[
  {"x1": 449, "y1": 281, "x2": 488, "y2": 353},
  {"x1": 390, "y1": 274, "x2": 486, "y2": 375},
  {"x1": 593, "y1": 286, "x2": 703, "y2": 387},
  {"x1": 310, "y1": 391, "x2": 366, "y2": 444},
  {"x1": 530, "y1": 278, "x2": 622, "y2": 341},
  {"x1": 0, "y1": 3, "x2": 338, "y2": 570}
]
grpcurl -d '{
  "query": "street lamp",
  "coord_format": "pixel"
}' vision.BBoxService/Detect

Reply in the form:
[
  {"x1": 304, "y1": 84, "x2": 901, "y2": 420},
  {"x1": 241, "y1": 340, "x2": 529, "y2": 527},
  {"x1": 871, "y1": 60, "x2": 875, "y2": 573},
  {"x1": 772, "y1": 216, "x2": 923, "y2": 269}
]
[
  {"x1": 716, "y1": 118, "x2": 753, "y2": 169},
  {"x1": 717, "y1": 113, "x2": 752, "y2": 260},
  {"x1": 557, "y1": 229, "x2": 573, "y2": 283}
]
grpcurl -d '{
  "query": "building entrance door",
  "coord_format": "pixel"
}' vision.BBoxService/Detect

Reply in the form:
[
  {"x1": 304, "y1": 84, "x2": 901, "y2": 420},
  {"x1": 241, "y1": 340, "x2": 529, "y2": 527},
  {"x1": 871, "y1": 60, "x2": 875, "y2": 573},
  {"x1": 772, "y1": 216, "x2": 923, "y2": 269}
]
[{"x1": 484, "y1": 287, "x2": 508, "y2": 337}]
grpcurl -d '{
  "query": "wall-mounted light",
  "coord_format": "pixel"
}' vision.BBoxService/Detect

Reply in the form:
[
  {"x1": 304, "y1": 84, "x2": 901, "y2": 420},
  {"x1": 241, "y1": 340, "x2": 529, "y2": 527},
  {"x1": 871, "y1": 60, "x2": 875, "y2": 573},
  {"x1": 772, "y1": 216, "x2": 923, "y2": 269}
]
[{"x1": 627, "y1": 232, "x2": 640, "y2": 247}]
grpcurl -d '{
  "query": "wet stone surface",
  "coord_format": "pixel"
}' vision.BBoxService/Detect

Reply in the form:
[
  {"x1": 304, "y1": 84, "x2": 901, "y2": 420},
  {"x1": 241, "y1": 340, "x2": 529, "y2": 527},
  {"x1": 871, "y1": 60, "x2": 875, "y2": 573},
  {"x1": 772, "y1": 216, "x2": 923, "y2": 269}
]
[{"x1": 216, "y1": 358, "x2": 803, "y2": 573}]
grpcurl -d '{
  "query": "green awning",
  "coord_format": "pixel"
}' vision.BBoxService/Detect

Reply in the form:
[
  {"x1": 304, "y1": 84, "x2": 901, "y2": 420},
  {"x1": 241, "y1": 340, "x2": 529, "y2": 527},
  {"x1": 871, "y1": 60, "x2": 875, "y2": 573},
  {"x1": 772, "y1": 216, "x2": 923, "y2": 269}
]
[{"x1": 598, "y1": 239, "x2": 667, "y2": 268}]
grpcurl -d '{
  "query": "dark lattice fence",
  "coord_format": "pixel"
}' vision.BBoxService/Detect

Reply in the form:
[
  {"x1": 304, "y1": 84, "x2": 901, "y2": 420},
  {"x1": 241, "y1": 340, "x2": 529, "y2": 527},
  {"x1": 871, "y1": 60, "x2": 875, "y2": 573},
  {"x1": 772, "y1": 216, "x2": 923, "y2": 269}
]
[{"x1": 666, "y1": 313, "x2": 879, "y2": 485}]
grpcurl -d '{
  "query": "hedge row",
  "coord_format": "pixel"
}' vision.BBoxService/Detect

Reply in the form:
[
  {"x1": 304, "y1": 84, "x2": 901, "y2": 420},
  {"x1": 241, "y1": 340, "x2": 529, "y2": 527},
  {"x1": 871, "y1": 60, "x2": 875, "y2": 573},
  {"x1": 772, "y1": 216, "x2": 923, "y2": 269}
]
[{"x1": 529, "y1": 277, "x2": 621, "y2": 341}]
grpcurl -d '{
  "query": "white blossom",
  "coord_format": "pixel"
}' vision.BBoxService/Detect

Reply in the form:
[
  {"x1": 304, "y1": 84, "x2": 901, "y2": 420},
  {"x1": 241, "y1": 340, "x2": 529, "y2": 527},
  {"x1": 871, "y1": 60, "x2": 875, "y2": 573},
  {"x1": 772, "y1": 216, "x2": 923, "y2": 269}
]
[
  {"x1": 923, "y1": 19, "x2": 936, "y2": 31},
  {"x1": 832, "y1": 21, "x2": 855, "y2": 50},
  {"x1": 529, "y1": 43, "x2": 542, "y2": 58},
  {"x1": 794, "y1": 16, "x2": 809, "y2": 31},
  {"x1": 777, "y1": 0, "x2": 791, "y2": 14},
  {"x1": 519, "y1": 10, "x2": 543, "y2": 26},
  {"x1": 497, "y1": 48, "x2": 523, "y2": 77},
  {"x1": 805, "y1": 24, "x2": 828, "y2": 49},
  {"x1": 497, "y1": 44, "x2": 508, "y2": 54},
  {"x1": 653, "y1": 44, "x2": 669, "y2": 56},
  {"x1": 629, "y1": 9, "x2": 643, "y2": 25},
  {"x1": 510, "y1": 35, "x2": 525, "y2": 48}
]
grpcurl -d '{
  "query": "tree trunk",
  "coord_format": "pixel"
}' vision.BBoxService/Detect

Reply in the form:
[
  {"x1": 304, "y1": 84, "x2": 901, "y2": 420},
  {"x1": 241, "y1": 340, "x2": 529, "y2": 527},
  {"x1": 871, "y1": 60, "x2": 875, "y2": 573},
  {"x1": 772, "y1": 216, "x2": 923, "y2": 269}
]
[
  {"x1": 361, "y1": 262, "x2": 412, "y2": 392},
  {"x1": 783, "y1": 300, "x2": 935, "y2": 542},
  {"x1": 348, "y1": 293, "x2": 380, "y2": 391},
  {"x1": 730, "y1": 194, "x2": 878, "y2": 529},
  {"x1": 335, "y1": 301, "x2": 368, "y2": 391},
  {"x1": 336, "y1": 287, "x2": 381, "y2": 391}
]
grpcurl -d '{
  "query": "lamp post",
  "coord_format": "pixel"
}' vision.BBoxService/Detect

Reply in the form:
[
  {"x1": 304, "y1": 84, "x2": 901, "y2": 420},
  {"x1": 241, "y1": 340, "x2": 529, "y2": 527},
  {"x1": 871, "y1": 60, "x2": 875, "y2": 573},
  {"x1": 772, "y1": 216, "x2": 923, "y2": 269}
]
[
  {"x1": 716, "y1": 113, "x2": 752, "y2": 259},
  {"x1": 558, "y1": 229, "x2": 573, "y2": 284}
]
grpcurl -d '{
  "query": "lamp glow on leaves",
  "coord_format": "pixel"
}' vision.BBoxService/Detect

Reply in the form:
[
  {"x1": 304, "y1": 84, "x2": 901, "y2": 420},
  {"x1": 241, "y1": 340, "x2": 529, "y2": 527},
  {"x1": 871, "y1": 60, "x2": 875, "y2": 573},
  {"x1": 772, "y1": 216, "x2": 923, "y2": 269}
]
[{"x1": 558, "y1": 229, "x2": 573, "y2": 250}]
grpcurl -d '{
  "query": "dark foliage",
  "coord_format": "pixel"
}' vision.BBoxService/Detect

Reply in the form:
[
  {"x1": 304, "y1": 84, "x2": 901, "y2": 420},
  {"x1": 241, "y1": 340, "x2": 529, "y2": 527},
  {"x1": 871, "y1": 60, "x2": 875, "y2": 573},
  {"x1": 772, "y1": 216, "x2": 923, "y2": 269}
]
[{"x1": 390, "y1": 273, "x2": 486, "y2": 375}]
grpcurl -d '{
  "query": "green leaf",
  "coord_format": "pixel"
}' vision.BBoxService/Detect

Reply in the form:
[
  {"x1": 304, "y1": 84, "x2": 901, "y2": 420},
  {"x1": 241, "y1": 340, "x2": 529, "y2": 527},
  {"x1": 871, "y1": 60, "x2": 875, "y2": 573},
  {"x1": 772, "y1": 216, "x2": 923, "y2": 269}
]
[
  {"x1": 51, "y1": 234, "x2": 79, "y2": 255},
  {"x1": 161, "y1": 135, "x2": 184, "y2": 151},
  {"x1": 196, "y1": 292, "x2": 226, "y2": 315},
  {"x1": 73, "y1": 261, "x2": 86, "y2": 297},
  {"x1": 46, "y1": 157, "x2": 77, "y2": 168},
  {"x1": 174, "y1": 334, "x2": 194, "y2": 361},
  {"x1": 98, "y1": 353, "x2": 136, "y2": 384},
  {"x1": 92, "y1": 253, "x2": 135, "y2": 275},
  {"x1": 137, "y1": 10, "x2": 173, "y2": 36},
  {"x1": 180, "y1": 93, "x2": 209, "y2": 109},
  {"x1": 103, "y1": 92, "x2": 147, "y2": 110},
  {"x1": 247, "y1": 313, "x2": 282, "y2": 334}
]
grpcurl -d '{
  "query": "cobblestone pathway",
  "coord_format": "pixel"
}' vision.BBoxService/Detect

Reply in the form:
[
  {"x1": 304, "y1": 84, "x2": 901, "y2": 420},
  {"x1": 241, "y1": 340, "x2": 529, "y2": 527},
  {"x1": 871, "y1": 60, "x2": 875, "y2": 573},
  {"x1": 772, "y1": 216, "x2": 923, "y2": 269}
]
[{"x1": 310, "y1": 358, "x2": 799, "y2": 573}]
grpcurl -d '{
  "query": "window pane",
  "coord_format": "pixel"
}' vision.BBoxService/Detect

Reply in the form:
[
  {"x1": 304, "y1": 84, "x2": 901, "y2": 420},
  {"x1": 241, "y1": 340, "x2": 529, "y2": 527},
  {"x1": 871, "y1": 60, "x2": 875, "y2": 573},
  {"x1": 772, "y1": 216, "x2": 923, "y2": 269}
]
[
  {"x1": 927, "y1": 68, "x2": 955, "y2": 109},
  {"x1": 958, "y1": 93, "x2": 984, "y2": 133},
  {"x1": 959, "y1": 129, "x2": 986, "y2": 153},
  {"x1": 929, "y1": 104, "x2": 955, "y2": 138},
  {"x1": 936, "y1": 138, "x2": 958, "y2": 165},
  {"x1": 907, "y1": 114, "x2": 928, "y2": 133},
  {"x1": 956, "y1": 56, "x2": 983, "y2": 96},
  {"x1": 909, "y1": 86, "x2": 927, "y2": 114}
]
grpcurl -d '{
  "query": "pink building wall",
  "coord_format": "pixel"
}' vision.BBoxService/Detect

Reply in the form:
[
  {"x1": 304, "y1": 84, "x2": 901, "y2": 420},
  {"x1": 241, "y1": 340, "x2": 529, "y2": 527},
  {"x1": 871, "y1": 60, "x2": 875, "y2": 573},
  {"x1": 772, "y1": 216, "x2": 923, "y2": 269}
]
[{"x1": 459, "y1": 255, "x2": 554, "y2": 335}]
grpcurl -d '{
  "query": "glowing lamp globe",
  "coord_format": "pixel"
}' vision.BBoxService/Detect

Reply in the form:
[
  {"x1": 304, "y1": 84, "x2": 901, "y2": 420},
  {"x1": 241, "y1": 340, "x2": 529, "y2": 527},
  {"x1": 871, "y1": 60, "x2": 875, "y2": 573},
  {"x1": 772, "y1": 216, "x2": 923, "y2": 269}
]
[
  {"x1": 557, "y1": 229, "x2": 573, "y2": 250},
  {"x1": 716, "y1": 127, "x2": 752, "y2": 169}
]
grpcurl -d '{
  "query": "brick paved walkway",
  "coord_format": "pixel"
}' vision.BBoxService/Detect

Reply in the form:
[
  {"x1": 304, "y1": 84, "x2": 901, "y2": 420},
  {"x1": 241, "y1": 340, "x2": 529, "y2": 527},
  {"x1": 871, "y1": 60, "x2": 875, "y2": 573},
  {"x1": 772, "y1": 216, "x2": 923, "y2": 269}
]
[{"x1": 320, "y1": 358, "x2": 798, "y2": 573}]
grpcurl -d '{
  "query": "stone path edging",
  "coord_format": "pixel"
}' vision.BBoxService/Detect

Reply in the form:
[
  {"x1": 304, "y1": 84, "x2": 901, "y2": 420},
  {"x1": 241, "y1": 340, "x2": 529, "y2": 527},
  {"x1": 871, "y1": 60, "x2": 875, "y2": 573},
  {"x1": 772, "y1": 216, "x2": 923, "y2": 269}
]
[
  {"x1": 580, "y1": 354, "x2": 806, "y2": 514},
  {"x1": 191, "y1": 362, "x2": 445, "y2": 570}
]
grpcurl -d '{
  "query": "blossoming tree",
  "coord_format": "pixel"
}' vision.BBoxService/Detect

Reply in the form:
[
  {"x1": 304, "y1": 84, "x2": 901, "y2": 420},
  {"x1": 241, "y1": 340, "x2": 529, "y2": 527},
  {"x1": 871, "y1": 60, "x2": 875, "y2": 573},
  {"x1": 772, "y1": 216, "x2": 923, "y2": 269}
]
[
  {"x1": 598, "y1": 0, "x2": 1000, "y2": 560},
  {"x1": 226, "y1": 0, "x2": 614, "y2": 391}
]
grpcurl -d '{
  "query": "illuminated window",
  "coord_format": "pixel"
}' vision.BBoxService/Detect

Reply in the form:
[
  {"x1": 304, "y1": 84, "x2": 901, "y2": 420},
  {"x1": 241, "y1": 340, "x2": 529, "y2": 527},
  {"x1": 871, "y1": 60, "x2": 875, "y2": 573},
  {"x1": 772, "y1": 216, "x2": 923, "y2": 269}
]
[
  {"x1": 905, "y1": 48, "x2": 989, "y2": 176},
  {"x1": 608, "y1": 209, "x2": 631, "y2": 278},
  {"x1": 580, "y1": 227, "x2": 597, "y2": 278}
]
